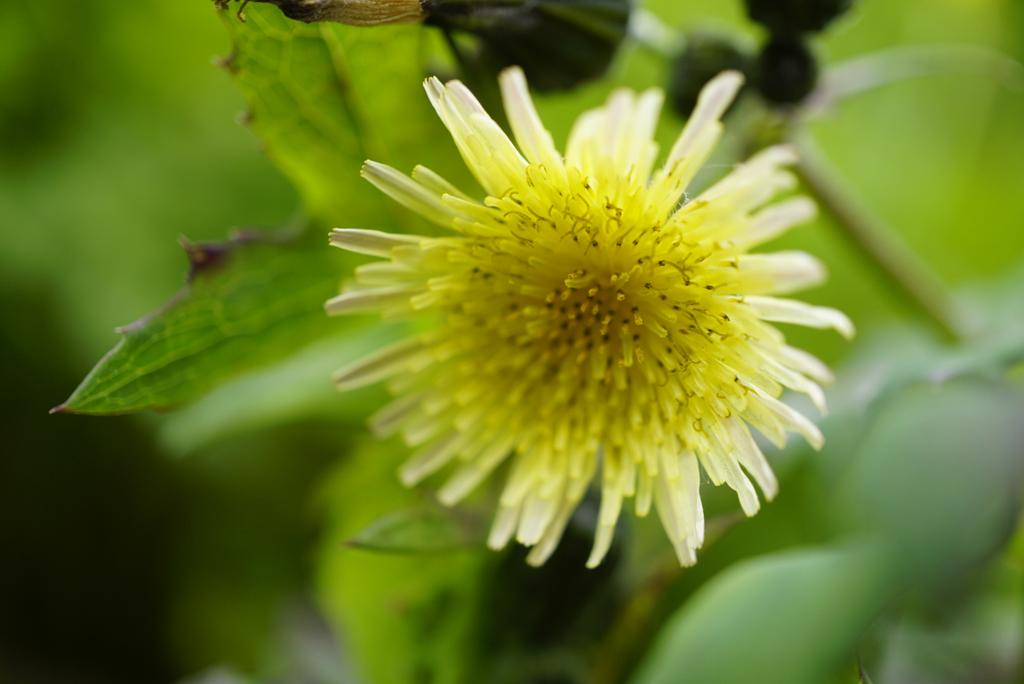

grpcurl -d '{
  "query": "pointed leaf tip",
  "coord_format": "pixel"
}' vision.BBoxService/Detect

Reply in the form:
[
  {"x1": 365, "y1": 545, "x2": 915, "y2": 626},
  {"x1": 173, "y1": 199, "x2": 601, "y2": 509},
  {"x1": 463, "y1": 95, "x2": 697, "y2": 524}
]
[{"x1": 59, "y1": 229, "x2": 349, "y2": 416}]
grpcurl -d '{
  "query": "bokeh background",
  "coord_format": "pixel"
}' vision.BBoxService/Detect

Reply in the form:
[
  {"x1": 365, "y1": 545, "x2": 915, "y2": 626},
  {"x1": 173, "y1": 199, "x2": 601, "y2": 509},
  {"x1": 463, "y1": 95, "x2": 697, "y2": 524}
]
[{"x1": 2, "y1": 0, "x2": 1023, "y2": 682}]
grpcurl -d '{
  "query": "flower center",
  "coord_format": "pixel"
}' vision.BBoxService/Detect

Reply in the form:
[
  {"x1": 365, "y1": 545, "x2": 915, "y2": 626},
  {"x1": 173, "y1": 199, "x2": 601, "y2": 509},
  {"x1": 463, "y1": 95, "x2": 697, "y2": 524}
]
[{"x1": 547, "y1": 274, "x2": 634, "y2": 362}]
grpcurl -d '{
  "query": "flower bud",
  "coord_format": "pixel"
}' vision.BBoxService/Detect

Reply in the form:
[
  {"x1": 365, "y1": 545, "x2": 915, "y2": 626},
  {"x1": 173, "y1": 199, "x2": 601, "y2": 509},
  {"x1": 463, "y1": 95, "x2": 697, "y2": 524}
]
[
  {"x1": 668, "y1": 31, "x2": 751, "y2": 117},
  {"x1": 743, "y1": 0, "x2": 854, "y2": 35},
  {"x1": 230, "y1": 0, "x2": 425, "y2": 26},
  {"x1": 425, "y1": 0, "x2": 631, "y2": 91},
  {"x1": 756, "y1": 37, "x2": 818, "y2": 105}
]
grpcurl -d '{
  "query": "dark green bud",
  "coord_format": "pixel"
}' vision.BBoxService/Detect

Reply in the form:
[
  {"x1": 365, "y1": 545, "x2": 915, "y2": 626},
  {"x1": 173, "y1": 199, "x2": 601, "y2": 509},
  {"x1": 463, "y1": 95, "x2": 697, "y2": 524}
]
[
  {"x1": 756, "y1": 37, "x2": 818, "y2": 105},
  {"x1": 668, "y1": 31, "x2": 751, "y2": 117},
  {"x1": 425, "y1": 0, "x2": 632, "y2": 91},
  {"x1": 743, "y1": 0, "x2": 854, "y2": 35}
]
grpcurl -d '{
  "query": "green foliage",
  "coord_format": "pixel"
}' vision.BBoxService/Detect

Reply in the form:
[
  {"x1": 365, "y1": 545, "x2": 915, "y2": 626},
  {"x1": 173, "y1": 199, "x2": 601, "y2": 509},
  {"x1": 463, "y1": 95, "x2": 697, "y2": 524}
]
[
  {"x1": 316, "y1": 439, "x2": 489, "y2": 684},
  {"x1": 57, "y1": 233, "x2": 350, "y2": 414},
  {"x1": 837, "y1": 377, "x2": 1024, "y2": 582},
  {"x1": 318, "y1": 441, "x2": 629, "y2": 684},
  {"x1": 223, "y1": 5, "x2": 460, "y2": 225},
  {"x1": 631, "y1": 544, "x2": 890, "y2": 684},
  {"x1": 631, "y1": 376, "x2": 1024, "y2": 684},
  {"x1": 60, "y1": 3, "x2": 460, "y2": 416}
]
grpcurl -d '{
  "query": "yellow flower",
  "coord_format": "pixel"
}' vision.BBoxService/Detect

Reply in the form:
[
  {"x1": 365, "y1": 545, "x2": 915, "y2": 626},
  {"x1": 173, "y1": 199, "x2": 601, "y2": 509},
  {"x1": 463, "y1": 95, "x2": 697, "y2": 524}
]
[{"x1": 326, "y1": 68, "x2": 852, "y2": 567}]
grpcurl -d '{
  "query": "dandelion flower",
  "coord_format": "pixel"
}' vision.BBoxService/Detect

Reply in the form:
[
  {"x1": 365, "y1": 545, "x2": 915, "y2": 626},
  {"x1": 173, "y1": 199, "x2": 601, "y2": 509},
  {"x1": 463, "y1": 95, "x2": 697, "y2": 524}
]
[{"x1": 327, "y1": 68, "x2": 852, "y2": 567}]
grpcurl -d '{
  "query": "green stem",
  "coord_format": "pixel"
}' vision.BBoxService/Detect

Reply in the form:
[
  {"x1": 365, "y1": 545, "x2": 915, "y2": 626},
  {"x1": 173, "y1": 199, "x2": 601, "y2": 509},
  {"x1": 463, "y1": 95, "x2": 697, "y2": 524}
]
[{"x1": 792, "y1": 134, "x2": 967, "y2": 343}]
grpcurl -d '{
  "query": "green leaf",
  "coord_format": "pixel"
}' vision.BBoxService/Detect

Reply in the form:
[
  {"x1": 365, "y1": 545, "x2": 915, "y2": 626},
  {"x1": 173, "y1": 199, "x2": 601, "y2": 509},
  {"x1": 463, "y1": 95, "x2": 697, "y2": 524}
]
[
  {"x1": 56, "y1": 231, "x2": 352, "y2": 415},
  {"x1": 222, "y1": 4, "x2": 464, "y2": 225},
  {"x1": 345, "y1": 505, "x2": 485, "y2": 554},
  {"x1": 630, "y1": 543, "x2": 892, "y2": 684},
  {"x1": 836, "y1": 376, "x2": 1024, "y2": 585}
]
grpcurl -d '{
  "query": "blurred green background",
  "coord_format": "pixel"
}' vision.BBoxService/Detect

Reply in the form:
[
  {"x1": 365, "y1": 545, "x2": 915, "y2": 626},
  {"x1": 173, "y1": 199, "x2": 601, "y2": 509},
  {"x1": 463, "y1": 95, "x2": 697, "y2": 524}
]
[{"x1": 2, "y1": 0, "x2": 1023, "y2": 682}]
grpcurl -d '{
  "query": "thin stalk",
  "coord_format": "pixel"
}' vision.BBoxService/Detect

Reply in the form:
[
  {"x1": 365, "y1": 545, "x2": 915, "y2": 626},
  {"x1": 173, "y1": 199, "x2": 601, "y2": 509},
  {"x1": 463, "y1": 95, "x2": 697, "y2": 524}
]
[
  {"x1": 802, "y1": 43, "x2": 1024, "y2": 120},
  {"x1": 792, "y1": 134, "x2": 967, "y2": 342}
]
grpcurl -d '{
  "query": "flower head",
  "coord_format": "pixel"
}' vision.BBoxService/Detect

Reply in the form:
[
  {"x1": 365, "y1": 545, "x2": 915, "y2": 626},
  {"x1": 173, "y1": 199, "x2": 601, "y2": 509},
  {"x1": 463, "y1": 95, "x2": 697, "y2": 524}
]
[{"x1": 327, "y1": 68, "x2": 852, "y2": 567}]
